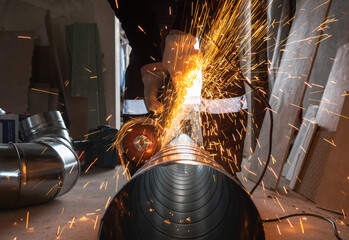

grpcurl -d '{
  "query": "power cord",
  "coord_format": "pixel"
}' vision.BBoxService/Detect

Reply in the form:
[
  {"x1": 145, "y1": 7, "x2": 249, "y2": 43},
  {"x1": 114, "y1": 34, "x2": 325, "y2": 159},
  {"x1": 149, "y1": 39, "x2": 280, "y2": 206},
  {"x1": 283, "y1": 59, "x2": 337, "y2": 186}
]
[
  {"x1": 263, "y1": 213, "x2": 344, "y2": 240},
  {"x1": 211, "y1": 41, "x2": 345, "y2": 240},
  {"x1": 242, "y1": 78, "x2": 273, "y2": 195},
  {"x1": 210, "y1": 39, "x2": 273, "y2": 195}
]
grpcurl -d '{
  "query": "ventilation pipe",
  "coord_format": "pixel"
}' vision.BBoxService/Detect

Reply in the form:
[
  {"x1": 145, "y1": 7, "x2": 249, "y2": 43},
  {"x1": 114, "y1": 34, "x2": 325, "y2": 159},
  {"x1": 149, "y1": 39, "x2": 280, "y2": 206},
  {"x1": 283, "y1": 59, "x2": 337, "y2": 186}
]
[
  {"x1": 99, "y1": 134, "x2": 265, "y2": 239},
  {"x1": 0, "y1": 111, "x2": 79, "y2": 208}
]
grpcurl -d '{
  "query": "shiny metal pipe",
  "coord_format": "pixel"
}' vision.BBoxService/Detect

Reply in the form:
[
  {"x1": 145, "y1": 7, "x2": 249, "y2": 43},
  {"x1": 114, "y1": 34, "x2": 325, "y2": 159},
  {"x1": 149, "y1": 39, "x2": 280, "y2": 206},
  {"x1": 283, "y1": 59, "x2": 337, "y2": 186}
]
[
  {"x1": 20, "y1": 111, "x2": 71, "y2": 146},
  {"x1": 99, "y1": 135, "x2": 265, "y2": 239},
  {"x1": 0, "y1": 111, "x2": 79, "y2": 208}
]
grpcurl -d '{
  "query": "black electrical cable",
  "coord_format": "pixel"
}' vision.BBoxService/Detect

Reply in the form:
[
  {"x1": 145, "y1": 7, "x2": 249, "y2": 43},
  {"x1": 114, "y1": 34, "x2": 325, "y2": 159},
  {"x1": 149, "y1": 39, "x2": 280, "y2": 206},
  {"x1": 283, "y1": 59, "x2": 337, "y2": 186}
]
[
  {"x1": 218, "y1": 51, "x2": 345, "y2": 240},
  {"x1": 241, "y1": 78, "x2": 273, "y2": 195},
  {"x1": 210, "y1": 39, "x2": 274, "y2": 195},
  {"x1": 263, "y1": 213, "x2": 344, "y2": 240}
]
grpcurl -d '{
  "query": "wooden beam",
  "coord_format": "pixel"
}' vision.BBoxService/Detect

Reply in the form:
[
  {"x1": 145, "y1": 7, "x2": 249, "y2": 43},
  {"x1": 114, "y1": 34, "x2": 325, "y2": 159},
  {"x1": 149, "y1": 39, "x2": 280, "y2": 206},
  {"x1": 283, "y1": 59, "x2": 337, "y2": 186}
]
[
  {"x1": 248, "y1": 0, "x2": 332, "y2": 190},
  {"x1": 296, "y1": 43, "x2": 349, "y2": 213},
  {"x1": 45, "y1": 10, "x2": 71, "y2": 125}
]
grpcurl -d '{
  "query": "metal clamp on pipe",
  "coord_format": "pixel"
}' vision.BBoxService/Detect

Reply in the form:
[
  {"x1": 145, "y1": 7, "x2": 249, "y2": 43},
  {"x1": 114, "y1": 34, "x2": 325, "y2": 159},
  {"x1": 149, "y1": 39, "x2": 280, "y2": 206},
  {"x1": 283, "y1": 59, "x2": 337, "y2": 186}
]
[{"x1": 0, "y1": 111, "x2": 79, "y2": 209}]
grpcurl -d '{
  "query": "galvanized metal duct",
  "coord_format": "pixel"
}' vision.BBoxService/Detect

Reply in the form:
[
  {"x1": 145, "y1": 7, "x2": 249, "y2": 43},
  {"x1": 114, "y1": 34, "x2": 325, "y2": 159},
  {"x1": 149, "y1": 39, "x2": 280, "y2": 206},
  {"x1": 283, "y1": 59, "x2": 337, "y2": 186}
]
[
  {"x1": 0, "y1": 111, "x2": 79, "y2": 208},
  {"x1": 99, "y1": 135, "x2": 265, "y2": 239}
]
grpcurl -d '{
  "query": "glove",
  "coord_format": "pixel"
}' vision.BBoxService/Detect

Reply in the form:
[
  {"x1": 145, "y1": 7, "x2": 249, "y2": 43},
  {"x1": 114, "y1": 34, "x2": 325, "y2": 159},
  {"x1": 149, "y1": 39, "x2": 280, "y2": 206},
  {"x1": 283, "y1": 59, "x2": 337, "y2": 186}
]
[
  {"x1": 142, "y1": 70, "x2": 166, "y2": 114},
  {"x1": 162, "y1": 32, "x2": 201, "y2": 92}
]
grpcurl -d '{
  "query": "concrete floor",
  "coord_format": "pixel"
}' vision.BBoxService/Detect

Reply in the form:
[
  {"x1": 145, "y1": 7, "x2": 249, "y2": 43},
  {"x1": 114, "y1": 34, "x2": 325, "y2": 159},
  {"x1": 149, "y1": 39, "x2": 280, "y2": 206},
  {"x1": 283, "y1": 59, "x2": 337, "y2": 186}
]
[{"x1": 0, "y1": 165, "x2": 348, "y2": 240}]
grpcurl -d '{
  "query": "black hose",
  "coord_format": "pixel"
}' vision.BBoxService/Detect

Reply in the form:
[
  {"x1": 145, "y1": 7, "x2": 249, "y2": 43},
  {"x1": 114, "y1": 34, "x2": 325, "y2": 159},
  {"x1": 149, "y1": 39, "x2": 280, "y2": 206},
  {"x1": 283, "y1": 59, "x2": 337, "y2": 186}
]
[
  {"x1": 210, "y1": 39, "x2": 273, "y2": 195},
  {"x1": 263, "y1": 213, "x2": 344, "y2": 240},
  {"x1": 212, "y1": 42, "x2": 344, "y2": 240}
]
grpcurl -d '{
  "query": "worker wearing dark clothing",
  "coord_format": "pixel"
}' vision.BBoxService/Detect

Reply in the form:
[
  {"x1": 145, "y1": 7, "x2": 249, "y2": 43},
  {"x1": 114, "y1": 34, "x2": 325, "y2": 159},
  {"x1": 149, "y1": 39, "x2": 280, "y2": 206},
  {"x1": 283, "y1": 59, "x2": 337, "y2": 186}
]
[
  {"x1": 107, "y1": 0, "x2": 177, "y2": 120},
  {"x1": 107, "y1": 0, "x2": 247, "y2": 175}
]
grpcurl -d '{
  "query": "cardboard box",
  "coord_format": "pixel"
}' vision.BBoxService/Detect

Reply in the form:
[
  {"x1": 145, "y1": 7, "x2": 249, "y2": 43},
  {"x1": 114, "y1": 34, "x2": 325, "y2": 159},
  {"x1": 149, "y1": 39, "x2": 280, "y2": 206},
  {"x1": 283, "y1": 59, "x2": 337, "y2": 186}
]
[
  {"x1": 0, "y1": 114, "x2": 19, "y2": 143},
  {"x1": 0, "y1": 31, "x2": 34, "y2": 114}
]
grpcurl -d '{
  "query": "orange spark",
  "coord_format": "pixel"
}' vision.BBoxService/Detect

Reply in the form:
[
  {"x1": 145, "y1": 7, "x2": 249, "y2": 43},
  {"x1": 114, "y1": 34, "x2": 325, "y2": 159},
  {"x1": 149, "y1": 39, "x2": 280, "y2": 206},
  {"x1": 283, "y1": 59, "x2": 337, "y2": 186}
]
[
  {"x1": 26, "y1": 211, "x2": 29, "y2": 230},
  {"x1": 94, "y1": 215, "x2": 99, "y2": 230},
  {"x1": 69, "y1": 217, "x2": 75, "y2": 229},
  {"x1": 57, "y1": 226, "x2": 65, "y2": 239},
  {"x1": 276, "y1": 224, "x2": 281, "y2": 235},
  {"x1": 31, "y1": 88, "x2": 59, "y2": 96},
  {"x1": 323, "y1": 138, "x2": 336, "y2": 146},
  {"x1": 85, "y1": 158, "x2": 98, "y2": 173},
  {"x1": 18, "y1": 35, "x2": 32, "y2": 39},
  {"x1": 275, "y1": 196, "x2": 285, "y2": 212},
  {"x1": 79, "y1": 216, "x2": 88, "y2": 221},
  {"x1": 69, "y1": 165, "x2": 75, "y2": 174},
  {"x1": 288, "y1": 123, "x2": 299, "y2": 131},
  {"x1": 287, "y1": 219, "x2": 294, "y2": 228},
  {"x1": 164, "y1": 219, "x2": 171, "y2": 224},
  {"x1": 300, "y1": 218, "x2": 304, "y2": 234},
  {"x1": 290, "y1": 103, "x2": 305, "y2": 110},
  {"x1": 78, "y1": 151, "x2": 85, "y2": 160},
  {"x1": 83, "y1": 181, "x2": 89, "y2": 188},
  {"x1": 296, "y1": 176, "x2": 302, "y2": 183},
  {"x1": 105, "y1": 196, "x2": 111, "y2": 209},
  {"x1": 138, "y1": 25, "x2": 145, "y2": 33},
  {"x1": 41, "y1": 147, "x2": 47, "y2": 155},
  {"x1": 45, "y1": 184, "x2": 58, "y2": 196}
]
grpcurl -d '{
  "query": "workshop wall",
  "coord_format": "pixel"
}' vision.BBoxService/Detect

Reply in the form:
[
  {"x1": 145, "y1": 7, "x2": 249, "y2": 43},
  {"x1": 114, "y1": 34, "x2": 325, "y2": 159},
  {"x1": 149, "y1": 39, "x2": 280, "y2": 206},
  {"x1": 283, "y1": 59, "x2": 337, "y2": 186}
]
[{"x1": 0, "y1": 0, "x2": 116, "y2": 130}]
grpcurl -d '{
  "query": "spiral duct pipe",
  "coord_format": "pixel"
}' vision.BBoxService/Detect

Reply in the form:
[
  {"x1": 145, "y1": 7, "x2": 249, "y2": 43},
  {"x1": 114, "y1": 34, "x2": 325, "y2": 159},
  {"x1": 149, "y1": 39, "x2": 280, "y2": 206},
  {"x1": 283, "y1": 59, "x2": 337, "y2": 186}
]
[
  {"x1": 99, "y1": 134, "x2": 265, "y2": 239},
  {"x1": 0, "y1": 111, "x2": 79, "y2": 208}
]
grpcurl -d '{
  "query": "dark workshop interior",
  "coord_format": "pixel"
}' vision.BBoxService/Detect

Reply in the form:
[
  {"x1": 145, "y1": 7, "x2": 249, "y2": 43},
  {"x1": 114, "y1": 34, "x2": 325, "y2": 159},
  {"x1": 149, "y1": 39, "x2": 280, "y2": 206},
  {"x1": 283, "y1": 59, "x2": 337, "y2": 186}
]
[{"x1": 0, "y1": 0, "x2": 349, "y2": 239}]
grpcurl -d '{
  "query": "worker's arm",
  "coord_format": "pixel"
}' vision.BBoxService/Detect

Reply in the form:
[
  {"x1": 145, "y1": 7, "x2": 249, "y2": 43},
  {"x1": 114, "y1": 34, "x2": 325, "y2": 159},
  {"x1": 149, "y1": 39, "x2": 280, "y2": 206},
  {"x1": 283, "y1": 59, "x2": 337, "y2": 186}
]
[{"x1": 162, "y1": 0, "x2": 203, "y2": 91}]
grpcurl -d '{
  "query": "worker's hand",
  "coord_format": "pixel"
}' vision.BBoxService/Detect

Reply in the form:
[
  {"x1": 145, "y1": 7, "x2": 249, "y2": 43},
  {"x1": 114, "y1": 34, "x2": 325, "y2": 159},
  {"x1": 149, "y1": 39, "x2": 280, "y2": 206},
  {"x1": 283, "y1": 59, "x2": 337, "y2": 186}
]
[
  {"x1": 142, "y1": 70, "x2": 166, "y2": 114},
  {"x1": 162, "y1": 32, "x2": 201, "y2": 91}
]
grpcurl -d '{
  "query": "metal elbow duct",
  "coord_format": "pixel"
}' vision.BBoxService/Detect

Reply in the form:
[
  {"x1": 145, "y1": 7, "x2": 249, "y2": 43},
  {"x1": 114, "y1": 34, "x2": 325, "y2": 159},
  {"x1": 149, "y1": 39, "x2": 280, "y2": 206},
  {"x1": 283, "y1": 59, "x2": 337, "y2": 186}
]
[
  {"x1": 0, "y1": 111, "x2": 79, "y2": 208},
  {"x1": 99, "y1": 134, "x2": 265, "y2": 240}
]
